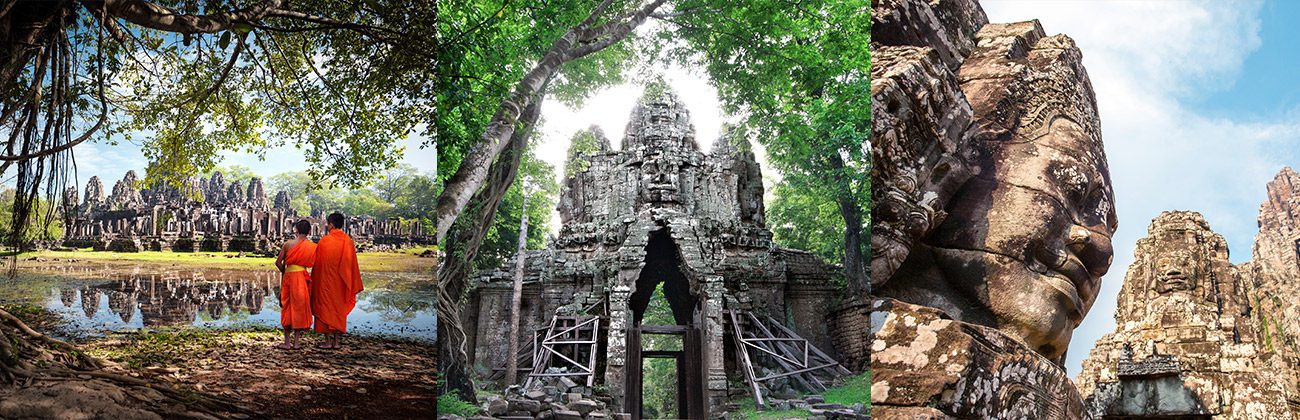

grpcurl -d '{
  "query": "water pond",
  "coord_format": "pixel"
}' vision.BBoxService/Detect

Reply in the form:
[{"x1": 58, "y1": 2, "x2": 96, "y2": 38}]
[{"x1": 1, "y1": 264, "x2": 436, "y2": 342}]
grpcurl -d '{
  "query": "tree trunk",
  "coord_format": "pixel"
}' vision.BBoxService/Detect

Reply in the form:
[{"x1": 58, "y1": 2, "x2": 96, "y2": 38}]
[
  {"x1": 828, "y1": 153, "x2": 868, "y2": 296},
  {"x1": 506, "y1": 198, "x2": 529, "y2": 385},
  {"x1": 434, "y1": 0, "x2": 669, "y2": 242},
  {"x1": 437, "y1": 81, "x2": 547, "y2": 403}
]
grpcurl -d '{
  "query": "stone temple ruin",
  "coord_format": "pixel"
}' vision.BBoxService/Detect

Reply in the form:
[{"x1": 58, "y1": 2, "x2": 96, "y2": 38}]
[
  {"x1": 461, "y1": 86, "x2": 868, "y2": 419},
  {"x1": 870, "y1": 0, "x2": 1117, "y2": 418},
  {"x1": 60, "y1": 169, "x2": 429, "y2": 253},
  {"x1": 1075, "y1": 211, "x2": 1293, "y2": 419},
  {"x1": 1073, "y1": 168, "x2": 1300, "y2": 420}
]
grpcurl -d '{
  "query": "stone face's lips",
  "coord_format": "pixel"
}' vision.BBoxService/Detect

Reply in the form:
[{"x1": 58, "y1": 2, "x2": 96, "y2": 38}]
[
  {"x1": 1038, "y1": 246, "x2": 1089, "y2": 324},
  {"x1": 1044, "y1": 270, "x2": 1084, "y2": 325}
]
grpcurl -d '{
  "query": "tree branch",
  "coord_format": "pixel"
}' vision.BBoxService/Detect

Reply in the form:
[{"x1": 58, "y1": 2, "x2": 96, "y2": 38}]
[{"x1": 96, "y1": 0, "x2": 285, "y2": 34}]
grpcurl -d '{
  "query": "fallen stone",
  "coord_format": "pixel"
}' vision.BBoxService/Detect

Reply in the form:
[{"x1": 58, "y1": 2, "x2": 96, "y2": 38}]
[
  {"x1": 487, "y1": 398, "x2": 510, "y2": 416},
  {"x1": 804, "y1": 395, "x2": 825, "y2": 404},
  {"x1": 510, "y1": 399, "x2": 542, "y2": 414},
  {"x1": 811, "y1": 403, "x2": 847, "y2": 410},
  {"x1": 526, "y1": 390, "x2": 548, "y2": 401},
  {"x1": 567, "y1": 400, "x2": 599, "y2": 416},
  {"x1": 553, "y1": 409, "x2": 583, "y2": 420}
]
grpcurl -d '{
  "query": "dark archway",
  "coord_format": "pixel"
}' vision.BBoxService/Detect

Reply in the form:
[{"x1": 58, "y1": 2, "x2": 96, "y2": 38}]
[
  {"x1": 625, "y1": 228, "x2": 705, "y2": 420},
  {"x1": 630, "y1": 229, "x2": 696, "y2": 326}
]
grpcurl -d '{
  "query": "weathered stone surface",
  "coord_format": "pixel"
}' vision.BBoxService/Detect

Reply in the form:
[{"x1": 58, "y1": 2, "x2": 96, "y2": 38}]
[
  {"x1": 246, "y1": 177, "x2": 269, "y2": 210},
  {"x1": 869, "y1": 298, "x2": 1085, "y2": 419},
  {"x1": 871, "y1": 0, "x2": 1114, "y2": 362},
  {"x1": 1076, "y1": 211, "x2": 1294, "y2": 419},
  {"x1": 273, "y1": 191, "x2": 292, "y2": 211},
  {"x1": 464, "y1": 84, "x2": 851, "y2": 418}
]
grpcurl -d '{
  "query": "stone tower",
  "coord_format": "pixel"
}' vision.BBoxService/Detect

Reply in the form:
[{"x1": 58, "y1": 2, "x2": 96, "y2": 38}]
[
  {"x1": 463, "y1": 84, "x2": 852, "y2": 418},
  {"x1": 1076, "y1": 211, "x2": 1292, "y2": 419}
]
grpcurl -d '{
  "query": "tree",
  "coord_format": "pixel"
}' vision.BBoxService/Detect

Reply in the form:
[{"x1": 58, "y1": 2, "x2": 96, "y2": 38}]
[
  {"x1": 656, "y1": 0, "x2": 872, "y2": 294},
  {"x1": 374, "y1": 163, "x2": 417, "y2": 203},
  {"x1": 436, "y1": 0, "x2": 666, "y2": 401},
  {"x1": 203, "y1": 165, "x2": 257, "y2": 186},
  {"x1": 768, "y1": 181, "x2": 845, "y2": 265},
  {"x1": 0, "y1": 0, "x2": 434, "y2": 249},
  {"x1": 435, "y1": 0, "x2": 667, "y2": 242},
  {"x1": 505, "y1": 183, "x2": 530, "y2": 385}
]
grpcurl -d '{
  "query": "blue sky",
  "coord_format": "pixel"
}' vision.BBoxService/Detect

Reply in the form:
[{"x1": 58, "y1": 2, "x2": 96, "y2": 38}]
[
  {"x1": 982, "y1": 0, "x2": 1300, "y2": 377},
  {"x1": 64, "y1": 132, "x2": 434, "y2": 190}
]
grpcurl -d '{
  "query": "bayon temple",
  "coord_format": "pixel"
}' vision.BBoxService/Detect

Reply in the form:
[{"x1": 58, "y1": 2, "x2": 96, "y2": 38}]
[
  {"x1": 460, "y1": 85, "x2": 870, "y2": 419},
  {"x1": 58, "y1": 169, "x2": 429, "y2": 253},
  {"x1": 870, "y1": 0, "x2": 1300, "y2": 418}
]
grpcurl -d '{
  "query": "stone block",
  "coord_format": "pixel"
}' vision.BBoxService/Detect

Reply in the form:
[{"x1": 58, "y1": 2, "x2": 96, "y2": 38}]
[
  {"x1": 567, "y1": 400, "x2": 599, "y2": 416},
  {"x1": 509, "y1": 399, "x2": 542, "y2": 414},
  {"x1": 553, "y1": 410, "x2": 583, "y2": 420}
]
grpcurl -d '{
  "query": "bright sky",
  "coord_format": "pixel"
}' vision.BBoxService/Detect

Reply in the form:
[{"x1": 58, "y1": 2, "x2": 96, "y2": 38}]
[{"x1": 982, "y1": 0, "x2": 1300, "y2": 377}]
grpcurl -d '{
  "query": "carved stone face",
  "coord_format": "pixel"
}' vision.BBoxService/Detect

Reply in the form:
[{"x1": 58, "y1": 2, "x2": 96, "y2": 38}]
[
  {"x1": 912, "y1": 117, "x2": 1117, "y2": 359},
  {"x1": 1152, "y1": 250, "x2": 1196, "y2": 294}
]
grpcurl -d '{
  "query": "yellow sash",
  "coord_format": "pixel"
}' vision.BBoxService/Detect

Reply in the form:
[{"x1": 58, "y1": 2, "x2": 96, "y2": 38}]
[{"x1": 286, "y1": 264, "x2": 307, "y2": 273}]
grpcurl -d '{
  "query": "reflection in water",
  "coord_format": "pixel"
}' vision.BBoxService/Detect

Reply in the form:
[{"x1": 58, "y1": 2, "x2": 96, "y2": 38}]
[{"x1": 33, "y1": 266, "x2": 435, "y2": 341}]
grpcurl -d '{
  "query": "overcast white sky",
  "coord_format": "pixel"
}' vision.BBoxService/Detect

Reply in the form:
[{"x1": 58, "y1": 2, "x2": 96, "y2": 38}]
[{"x1": 981, "y1": 0, "x2": 1300, "y2": 377}]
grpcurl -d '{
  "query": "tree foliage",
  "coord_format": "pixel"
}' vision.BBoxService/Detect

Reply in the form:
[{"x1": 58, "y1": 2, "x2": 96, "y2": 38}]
[
  {"x1": 0, "y1": 0, "x2": 434, "y2": 252},
  {"x1": 768, "y1": 181, "x2": 845, "y2": 265}
]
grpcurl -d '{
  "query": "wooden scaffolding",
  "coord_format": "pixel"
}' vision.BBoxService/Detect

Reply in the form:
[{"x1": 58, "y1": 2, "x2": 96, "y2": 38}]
[{"x1": 728, "y1": 310, "x2": 852, "y2": 407}]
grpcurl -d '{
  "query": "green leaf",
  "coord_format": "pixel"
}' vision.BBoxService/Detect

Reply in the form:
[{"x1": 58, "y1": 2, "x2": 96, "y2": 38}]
[
  {"x1": 218, "y1": 31, "x2": 231, "y2": 49},
  {"x1": 232, "y1": 23, "x2": 254, "y2": 34}
]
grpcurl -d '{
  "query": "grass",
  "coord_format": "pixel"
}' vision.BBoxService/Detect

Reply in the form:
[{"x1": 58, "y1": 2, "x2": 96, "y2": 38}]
[
  {"x1": 7, "y1": 247, "x2": 435, "y2": 273},
  {"x1": 823, "y1": 371, "x2": 870, "y2": 405},
  {"x1": 85, "y1": 326, "x2": 280, "y2": 370},
  {"x1": 733, "y1": 397, "x2": 814, "y2": 419},
  {"x1": 438, "y1": 380, "x2": 483, "y2": 418}
]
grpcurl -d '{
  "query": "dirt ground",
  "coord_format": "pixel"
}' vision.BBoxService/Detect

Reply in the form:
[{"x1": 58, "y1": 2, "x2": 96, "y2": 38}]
[{"x1": 82, "y1": 330, "x2": 438, "y2": 419}]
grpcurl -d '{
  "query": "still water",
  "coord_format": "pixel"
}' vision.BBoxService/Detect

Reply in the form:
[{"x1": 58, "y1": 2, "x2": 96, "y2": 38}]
[{"x1": 9, "y1": 265, "x2": 435, "y2": 342}]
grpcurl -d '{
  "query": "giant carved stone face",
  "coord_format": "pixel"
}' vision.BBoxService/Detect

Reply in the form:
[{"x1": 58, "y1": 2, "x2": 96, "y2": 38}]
[
  {"x1": 1152, "y1": 249, "x2": 1196, "y2": 294},
  {"x1": 895, "y1": 117, "x2": 1117, "y2": 360}
]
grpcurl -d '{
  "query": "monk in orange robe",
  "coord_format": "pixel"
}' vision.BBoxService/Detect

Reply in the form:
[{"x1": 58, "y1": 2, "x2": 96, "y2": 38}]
[
  {"x1": 311, "y1": 212, "x2": 363, "y2": 349},
  {"x1": 276, "y1": 220, "x2": 317, "y2": 350}
]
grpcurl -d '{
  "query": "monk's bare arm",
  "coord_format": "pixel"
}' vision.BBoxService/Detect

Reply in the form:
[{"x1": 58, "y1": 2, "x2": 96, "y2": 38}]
[{"x1": 275, "y1": 241, "x2": 291, "y2": 273}]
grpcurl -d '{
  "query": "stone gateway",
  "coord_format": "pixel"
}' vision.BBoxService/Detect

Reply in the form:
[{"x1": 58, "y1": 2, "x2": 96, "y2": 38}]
[{"x1": 461, "y1": 85, "x2": 864, "y2": 419}]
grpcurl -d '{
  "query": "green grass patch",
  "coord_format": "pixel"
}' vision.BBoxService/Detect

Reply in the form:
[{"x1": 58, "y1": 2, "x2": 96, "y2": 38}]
[
  {"x1": 437, "y1": 381, "x2": 482, "y2": 417},
  {"x1": 823, "y1": 371, "x2": 870, "y2": 405},
  {"x1": 733, "y1": 397, "x2": 814, "y2": 419},
  {"x1": 85, "y1": 327, "x2": 280, "y2": 370}
]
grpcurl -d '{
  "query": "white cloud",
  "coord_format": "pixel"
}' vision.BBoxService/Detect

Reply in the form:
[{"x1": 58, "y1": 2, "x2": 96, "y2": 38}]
[{"x1": 980, "y1": 0, "x2": 1294, "y2": 377}]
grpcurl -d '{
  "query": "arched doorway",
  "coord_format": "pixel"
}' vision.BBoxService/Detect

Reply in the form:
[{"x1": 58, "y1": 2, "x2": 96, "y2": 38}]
[{"x1": 625, "y1": 229, "x2": 705, "y2": 420}]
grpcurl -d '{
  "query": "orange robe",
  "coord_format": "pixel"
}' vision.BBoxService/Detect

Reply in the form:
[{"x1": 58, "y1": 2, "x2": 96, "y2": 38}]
[
  {"x1": 311, "y1": 229, "x2": 363, "y2": 334},
  {"x1": 281, "y1": 239, "x2": 317, "y2": 330}
]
